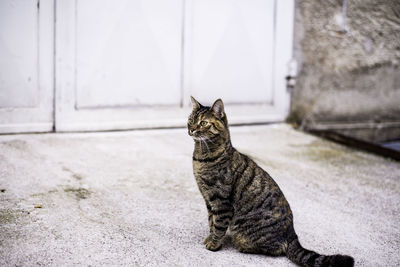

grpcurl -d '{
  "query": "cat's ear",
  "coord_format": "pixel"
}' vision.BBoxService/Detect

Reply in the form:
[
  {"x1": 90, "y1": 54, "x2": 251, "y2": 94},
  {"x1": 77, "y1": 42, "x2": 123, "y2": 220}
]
[
  {"x1": 190, "y1": 96, "x2": 202, "y2": 111},
  {"x1": 211, "y1": 99, "x2": 225, "y2": 119}
]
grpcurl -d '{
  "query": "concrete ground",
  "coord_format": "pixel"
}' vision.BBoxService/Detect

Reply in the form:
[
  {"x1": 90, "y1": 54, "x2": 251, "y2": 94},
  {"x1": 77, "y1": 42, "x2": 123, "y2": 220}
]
[{"x1": 0, "y1": 124, "x2": 399, "y2": 266}]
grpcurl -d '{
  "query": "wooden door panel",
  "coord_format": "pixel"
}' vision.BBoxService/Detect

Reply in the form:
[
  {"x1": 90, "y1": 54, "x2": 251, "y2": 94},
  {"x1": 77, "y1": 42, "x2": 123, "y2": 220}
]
[
  {"x1": 56, "y1": 0, "x2": 184, "y2": 131},
  {"x1": 0, "y1": 0, "x2": 54, "y2": 133},
  {"x1": 75, "y1": 0, "x2": 183, "y2": 108},
  {"x1": 185, "y1": 0, "x2": 275, "y2": 105},
  {"x1": 0, "y1": 0, "x2": 37, "y2": 108}
]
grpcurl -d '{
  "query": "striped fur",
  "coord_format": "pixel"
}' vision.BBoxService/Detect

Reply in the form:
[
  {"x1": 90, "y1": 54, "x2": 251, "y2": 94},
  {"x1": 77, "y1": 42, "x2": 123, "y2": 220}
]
[{"x1": 188, "y1": 97, "x2": 354, "y2": 267}]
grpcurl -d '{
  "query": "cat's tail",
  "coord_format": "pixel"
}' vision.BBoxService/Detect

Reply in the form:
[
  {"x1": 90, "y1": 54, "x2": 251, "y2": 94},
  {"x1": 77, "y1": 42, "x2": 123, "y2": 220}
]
[{"x1": 286, "y1": 237, "x2": 354, "y2": 267}]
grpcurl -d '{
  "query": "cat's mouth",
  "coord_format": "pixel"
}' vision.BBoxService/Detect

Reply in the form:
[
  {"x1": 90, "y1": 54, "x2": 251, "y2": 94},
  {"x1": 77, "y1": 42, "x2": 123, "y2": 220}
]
[
  {"x1": 188, "y1": 129, "x2": 202, "y2": 139},
  {"x1": 191, "y1": 134, "x2": 209, "y2": 142}
]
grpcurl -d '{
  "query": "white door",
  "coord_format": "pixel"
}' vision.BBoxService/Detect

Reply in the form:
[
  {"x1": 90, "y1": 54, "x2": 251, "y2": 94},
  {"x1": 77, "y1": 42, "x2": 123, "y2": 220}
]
[
  {"x1": 181, "y1": 0, "x2": 294, "y2": 124},
  {"x1": 0, "y1": 0, "x2": 293, "y2": 133},
  {"x1": 55, "y1": 0, "x2": 185, "y2": 131},
  {"x1": 0, "y1": 0, "x2": 54, "y2": 133},
  {"x1": 184, "y1": 0, "x2": 275, "y2": 104},
  {"x1": 55, "y1": 0, "x2": 293, "y2": 131}
]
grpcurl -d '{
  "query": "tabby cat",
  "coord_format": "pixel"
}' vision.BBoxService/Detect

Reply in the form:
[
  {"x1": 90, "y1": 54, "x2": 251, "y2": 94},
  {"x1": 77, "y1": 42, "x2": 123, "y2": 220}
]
[{"x1": 188, "y1": 97, "x2": 354, "y2": 267}]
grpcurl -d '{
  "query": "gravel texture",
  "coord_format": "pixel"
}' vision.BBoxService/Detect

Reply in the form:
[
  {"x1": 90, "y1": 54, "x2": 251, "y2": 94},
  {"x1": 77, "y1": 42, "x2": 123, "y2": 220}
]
[{"x1": 0, "y1": 124, "x2": 399, "y2": 266}]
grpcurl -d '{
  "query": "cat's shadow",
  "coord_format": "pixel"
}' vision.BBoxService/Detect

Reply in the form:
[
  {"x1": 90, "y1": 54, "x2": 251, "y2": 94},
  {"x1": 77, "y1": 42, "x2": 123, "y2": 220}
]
[
  {"x1": 221, "y1": 235, "x2": 235, "y2": 250},
  {"x1": 220, "y1": 234, "x2": 286, "y2": 260}
]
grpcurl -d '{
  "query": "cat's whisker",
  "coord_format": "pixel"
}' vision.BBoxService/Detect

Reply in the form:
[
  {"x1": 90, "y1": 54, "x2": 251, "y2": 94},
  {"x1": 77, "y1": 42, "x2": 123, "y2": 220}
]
[
  {"x1": 199, "y1": 137, "x2": 209, "y2": 152},
  {"x1": 202, "y1": 137, "x2": 210, "y2": 152},
  {"x1": 202, "y1": 136, "x2": 214, "y2": 146}
]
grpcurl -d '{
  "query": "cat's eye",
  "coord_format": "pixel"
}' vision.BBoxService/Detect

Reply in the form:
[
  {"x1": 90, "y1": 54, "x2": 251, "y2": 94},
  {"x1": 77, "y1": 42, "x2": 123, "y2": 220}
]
[
  {"x1": 200, "y1": 121, "x2": 208, "y2": 126},
  {"x1": 188, "y1": 118, "x2": 194, "y2": 125}
]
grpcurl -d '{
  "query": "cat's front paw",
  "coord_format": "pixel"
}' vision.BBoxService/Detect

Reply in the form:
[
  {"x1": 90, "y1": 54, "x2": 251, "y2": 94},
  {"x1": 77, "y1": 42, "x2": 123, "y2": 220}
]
[
  {"x1": 203, "y1": 235, "x2": 212, "y2": 245},
  {"x1": 204, "y1": 237, "x2": 222, "y2": 251}
]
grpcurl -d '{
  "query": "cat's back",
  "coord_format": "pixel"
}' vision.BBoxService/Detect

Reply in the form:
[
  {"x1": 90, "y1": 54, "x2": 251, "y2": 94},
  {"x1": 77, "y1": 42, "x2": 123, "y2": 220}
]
[
  {"x1": 231, "y1": 148, "x2": 292, "y2": 215},
  {"x1": 231, "y1": 148, "x2": 277, "y2": 187}
]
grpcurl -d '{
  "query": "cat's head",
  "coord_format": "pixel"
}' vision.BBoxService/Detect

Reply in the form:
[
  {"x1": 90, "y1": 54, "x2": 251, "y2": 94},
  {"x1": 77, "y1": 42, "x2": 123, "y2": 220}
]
[{"x1": 187, "y1": 97, "x2": 229, "y2": 141}]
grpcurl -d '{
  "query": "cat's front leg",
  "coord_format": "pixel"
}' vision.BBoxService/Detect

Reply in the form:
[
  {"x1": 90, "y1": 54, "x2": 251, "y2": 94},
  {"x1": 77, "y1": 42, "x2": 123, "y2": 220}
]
[
  {"x1": 205, "y1": 200, "x2": 233, "y2": 251},
  {"x1": 204, "y1": 202, "x2": 214, "y2": 245},
  {"x1": 206, "y1": 202, "x2": 214, "y2": 230}
]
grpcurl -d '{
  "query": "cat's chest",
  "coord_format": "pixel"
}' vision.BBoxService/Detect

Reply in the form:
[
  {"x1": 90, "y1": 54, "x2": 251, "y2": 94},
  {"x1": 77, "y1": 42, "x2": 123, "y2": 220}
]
[
  {"x1": 193, "y1": 159, "x2": 228, "y2": 176},
  {"x1": 193, "y1": 161, "x2": 233, "y2": 187}
]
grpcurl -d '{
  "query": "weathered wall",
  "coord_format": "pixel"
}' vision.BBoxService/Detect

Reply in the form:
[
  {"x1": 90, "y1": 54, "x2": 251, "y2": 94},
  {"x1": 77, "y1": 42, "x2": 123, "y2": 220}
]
[{"x1": 289, "y1": 0, "x2": 400, "y2": 142}]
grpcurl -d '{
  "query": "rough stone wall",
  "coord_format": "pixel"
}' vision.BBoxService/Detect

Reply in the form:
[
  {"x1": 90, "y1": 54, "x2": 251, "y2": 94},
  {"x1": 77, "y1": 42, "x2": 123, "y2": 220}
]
[{"x1": 289, "y1": 0, "x2": 400, "y2": 142}]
